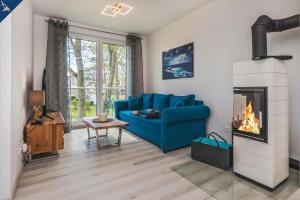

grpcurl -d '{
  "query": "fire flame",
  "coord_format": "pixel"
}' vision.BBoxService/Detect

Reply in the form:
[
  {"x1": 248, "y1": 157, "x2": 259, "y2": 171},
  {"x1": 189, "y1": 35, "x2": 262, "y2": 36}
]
[{"x1": 238, "y1": 100, "x2": 260, "y2": 134}]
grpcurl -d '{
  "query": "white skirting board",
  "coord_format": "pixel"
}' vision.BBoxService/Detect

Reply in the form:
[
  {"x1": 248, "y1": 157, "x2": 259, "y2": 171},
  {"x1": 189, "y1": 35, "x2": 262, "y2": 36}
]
[{"x1": 233, "y1": 58, "x2": 289, "y2": 189}]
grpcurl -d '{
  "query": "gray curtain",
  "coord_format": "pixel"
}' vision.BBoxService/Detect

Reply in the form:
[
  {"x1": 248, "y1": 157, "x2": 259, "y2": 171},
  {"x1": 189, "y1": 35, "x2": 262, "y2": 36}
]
[
  {"x1": 126, "y1": 35, "x2": 144, "y2": 96},
  {"x1": 45, "y1": 19, "x2": 70, "y2": 133}
]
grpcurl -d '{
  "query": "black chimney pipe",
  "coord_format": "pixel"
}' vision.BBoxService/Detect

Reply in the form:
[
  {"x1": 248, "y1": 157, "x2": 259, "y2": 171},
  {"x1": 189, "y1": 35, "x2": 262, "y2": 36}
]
[{"x1": 252, "y1": 14, "x2": 300, "y2": 60}]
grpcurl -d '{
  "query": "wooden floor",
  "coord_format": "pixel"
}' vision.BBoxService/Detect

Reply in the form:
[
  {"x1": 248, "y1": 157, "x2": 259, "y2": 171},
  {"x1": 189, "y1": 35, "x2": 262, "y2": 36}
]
[
  {"x1": 288, "y1": 188, "x2": 300, "y2": 200},
  {"x1": 14, "y1": 128, "x2": 300, "y2": 200},
  {"x1": 14, "y1": 128, "x2": 212, "y2": 200}
]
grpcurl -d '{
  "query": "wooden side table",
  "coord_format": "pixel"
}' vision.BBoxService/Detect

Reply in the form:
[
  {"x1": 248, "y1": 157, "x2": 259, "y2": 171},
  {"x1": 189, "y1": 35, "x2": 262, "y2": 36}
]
[{"x1": 26, "y1": 112, "x2": 65, "y2": 156}]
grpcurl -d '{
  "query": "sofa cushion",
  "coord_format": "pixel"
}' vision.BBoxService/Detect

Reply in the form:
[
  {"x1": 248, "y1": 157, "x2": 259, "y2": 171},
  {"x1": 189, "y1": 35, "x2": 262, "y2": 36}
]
[
  {"x1": 128, "y1": 96, "x2": 143, "y2": 110},
  {"x1": 195, "y1": 100, "x2": 204, "y2": 105},
  {"x1": 170, "y1": 95, "x2": 195, "y2": 107},
  {"x1": 172, "y1": 100, "x2": 184, "y2": 108},
  {"x1": 153, "y1": 94, "x2": 171, "y2": 111},
  {"x1": 119, "y1": 110, "x2": 161, "y2": 134},
  {"x1": 143, "y1": 93, "x2": 154, "y2": 109}
]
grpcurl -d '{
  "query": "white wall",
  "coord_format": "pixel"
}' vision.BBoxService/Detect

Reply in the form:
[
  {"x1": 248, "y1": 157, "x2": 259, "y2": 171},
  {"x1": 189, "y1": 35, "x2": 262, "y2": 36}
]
[
  {"x1": 145, "y1": 0, "x2": 300, "y2": 159},
  {"x1": 0, "y1": 0, "x2": 33, "y2": 199},
  {"x1": 0, "y1": 15, "x2": 13, "y2": 200},
  {"x1": 33, "y1": 15, "x2": 48, "y2": 90},
  {"x1": 10, "y1": 0, "x2": 34, "y2": 195}
]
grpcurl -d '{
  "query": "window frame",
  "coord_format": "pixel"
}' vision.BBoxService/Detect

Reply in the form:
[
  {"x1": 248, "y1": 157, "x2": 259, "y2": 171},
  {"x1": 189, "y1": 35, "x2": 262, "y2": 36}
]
[{"x1": 68, "y1": 32, "x2": 127, "y2": 125}]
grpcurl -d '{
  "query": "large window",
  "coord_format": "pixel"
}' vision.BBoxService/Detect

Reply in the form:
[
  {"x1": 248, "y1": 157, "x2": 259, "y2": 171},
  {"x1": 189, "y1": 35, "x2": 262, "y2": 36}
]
[
  {"x1": 67, "y1": 35, "x2": 127, "y2": 126},
  {"x1": 101, "y1": 43, "x2": 127, "y2": 116}
]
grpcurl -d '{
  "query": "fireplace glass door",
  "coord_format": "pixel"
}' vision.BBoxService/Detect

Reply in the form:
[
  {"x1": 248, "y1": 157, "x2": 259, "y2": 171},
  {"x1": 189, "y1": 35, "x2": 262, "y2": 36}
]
[{"x1": 233, "y1": 87, "x2": 267, "y2": 143}]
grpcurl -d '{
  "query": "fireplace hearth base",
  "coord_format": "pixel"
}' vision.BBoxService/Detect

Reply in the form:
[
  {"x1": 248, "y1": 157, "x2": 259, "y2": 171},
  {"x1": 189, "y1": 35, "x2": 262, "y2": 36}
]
[
  {"x1": 234, "y1": 172, "x2": 288, "y2": 191},
  {"x1": 233, "y1": 58, "x2": 289, "y2": 189}
]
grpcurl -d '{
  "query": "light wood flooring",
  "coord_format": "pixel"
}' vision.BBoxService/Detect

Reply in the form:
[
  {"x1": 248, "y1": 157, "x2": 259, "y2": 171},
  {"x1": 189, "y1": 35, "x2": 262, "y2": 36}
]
[
  {"x1": 287, "y1": 188, "x2": 300, "y2": 200},
  {"x1": 14, "y1": 128, "x2": 212, "y2": 200},
  {"x1": 14, "y1": 128, "x2": 300, "y2": 200}
]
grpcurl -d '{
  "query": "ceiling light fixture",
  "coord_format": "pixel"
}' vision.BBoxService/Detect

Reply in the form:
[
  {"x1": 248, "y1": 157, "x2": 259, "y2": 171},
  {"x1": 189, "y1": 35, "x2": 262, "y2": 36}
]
[{"x1": 101, "y1": 3, "x2": 133, "y2": 17}]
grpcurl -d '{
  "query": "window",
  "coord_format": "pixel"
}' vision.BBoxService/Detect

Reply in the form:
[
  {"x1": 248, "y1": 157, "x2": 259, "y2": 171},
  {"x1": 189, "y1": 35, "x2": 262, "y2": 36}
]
[
  {"x1": 67, "y1": 34, "x2": 127, "y2": 126},
  {"x1": 101, "y1": 43, "x2": 127, "y2": 116}
]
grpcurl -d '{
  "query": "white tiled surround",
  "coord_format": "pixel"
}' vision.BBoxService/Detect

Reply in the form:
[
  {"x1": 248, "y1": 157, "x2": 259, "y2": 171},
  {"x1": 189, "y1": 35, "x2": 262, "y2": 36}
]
[{"x1": 233, "y1": 58, "x2": 289, "y2": 189}]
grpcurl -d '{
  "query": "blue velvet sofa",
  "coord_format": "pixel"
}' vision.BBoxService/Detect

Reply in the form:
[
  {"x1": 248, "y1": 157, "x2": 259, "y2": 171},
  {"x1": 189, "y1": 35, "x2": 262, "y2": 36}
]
[{"x1": 114, "y1": 93, "x2": 210, "y2": 153}]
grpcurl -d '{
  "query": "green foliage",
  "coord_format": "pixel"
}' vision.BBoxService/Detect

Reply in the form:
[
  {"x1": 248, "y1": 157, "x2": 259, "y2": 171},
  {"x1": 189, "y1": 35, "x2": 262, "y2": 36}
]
[
  {"x1": 71, "y1": 104, "x2": 96, "y2": 121},
  {"x1": 68, "y1": 38, "x2": 127, "y2": 123},
  {"x1": 71, "y1": 97, "x2": 79, "y2": 111}
]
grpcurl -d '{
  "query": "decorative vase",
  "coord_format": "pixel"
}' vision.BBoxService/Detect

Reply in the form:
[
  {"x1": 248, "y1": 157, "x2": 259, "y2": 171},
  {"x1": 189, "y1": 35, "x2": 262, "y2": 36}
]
[{"x1": 98, "y1": 113, "x2": 108, "y2": 122}]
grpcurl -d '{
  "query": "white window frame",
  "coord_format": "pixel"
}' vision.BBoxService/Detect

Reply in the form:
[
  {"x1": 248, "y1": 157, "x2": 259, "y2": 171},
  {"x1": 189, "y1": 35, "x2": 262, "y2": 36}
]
[{"x1": 68, "y1": 32, "x2": 126, "y2": 123}]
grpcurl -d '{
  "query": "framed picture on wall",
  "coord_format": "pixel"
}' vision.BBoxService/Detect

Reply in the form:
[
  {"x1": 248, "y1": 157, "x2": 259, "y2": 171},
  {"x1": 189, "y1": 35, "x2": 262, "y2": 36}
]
[{"x1": 162, "y1": 43, "x2": 194, "y2": 80}]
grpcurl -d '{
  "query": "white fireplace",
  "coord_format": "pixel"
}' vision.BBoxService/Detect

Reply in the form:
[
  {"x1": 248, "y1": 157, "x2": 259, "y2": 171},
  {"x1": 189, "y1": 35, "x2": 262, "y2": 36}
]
[{"x1": 233, "y1": 58, "x2": 289, "y2": 189}]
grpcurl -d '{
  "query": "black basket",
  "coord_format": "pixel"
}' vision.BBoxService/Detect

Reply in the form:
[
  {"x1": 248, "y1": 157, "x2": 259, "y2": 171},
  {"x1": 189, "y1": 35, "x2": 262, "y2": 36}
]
[{"x1": 191, "y1": 132, "x2": 233, "y2": 170}]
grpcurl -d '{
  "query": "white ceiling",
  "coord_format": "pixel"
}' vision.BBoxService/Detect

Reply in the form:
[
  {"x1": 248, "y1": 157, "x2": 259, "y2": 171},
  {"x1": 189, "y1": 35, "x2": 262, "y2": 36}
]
[{"x1": 31, "y1": 0, "x2": 213, "y2": 35}]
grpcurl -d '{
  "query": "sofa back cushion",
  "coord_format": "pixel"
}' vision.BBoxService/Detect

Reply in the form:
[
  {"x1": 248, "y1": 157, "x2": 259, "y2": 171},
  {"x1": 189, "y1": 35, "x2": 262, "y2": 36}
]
[
  {"x1": 172, "y1": 100, "x2": 185, "y2": 108},
  {"x1": 143, "y1": 93, "x2": 154, "y2": 109},
  {"x1": 153, "y1": 94, "x2": 171, "y2": 111},
  {"x1": 195, "y1": 100, "x2": 204, "y2": 105},
  {"x1": 170, "y1": 95, "x2": 195, "y2": 107},
  {"x1": 128, "y1": 96, "x2": 143, "y2": 110}
]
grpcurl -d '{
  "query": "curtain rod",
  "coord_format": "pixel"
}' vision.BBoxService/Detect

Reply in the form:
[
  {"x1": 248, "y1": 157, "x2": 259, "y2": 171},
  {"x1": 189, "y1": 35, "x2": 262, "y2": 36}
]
[{"x1": 44, "y1": 19, "x2": 128, "y2": 37}]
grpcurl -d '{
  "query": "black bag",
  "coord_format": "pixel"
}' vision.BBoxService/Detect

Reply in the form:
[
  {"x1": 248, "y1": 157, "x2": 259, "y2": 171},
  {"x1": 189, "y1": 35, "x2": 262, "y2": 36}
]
[{"x1": 191, "y1": 132, "x2": 233, "y2": 170}]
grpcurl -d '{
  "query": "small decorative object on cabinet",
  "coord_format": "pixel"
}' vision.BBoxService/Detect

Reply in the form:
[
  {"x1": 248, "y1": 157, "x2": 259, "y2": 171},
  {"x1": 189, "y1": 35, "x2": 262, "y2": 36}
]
[
  {"x1": 28, "y1": 90, "x2": 54, "y2": 125},
  {"x1": 25, "y1": 112, "x2": 65, "y2": 158},
  {"x1": 28, "y1": 90, "x2": 45, "y2": 124}
]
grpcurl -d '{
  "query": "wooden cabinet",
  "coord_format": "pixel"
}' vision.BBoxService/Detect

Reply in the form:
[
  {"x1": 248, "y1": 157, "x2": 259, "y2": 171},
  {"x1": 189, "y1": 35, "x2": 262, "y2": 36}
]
[{"x1": 26, "y1": 112, "x2": 65, "y2": 155}]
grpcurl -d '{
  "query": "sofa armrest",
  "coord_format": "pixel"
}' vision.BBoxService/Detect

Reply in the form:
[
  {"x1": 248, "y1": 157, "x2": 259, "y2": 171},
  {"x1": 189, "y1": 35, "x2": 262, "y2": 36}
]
[
  {"x1": 160, "y1": 105, "x2": 210, "y2": 152},
  {"x1": 161, "y1": 105, "x2": 210, "y2": 125},
  {"x1": 114, "y1": 100, "x2": 129, "y2": 119}
]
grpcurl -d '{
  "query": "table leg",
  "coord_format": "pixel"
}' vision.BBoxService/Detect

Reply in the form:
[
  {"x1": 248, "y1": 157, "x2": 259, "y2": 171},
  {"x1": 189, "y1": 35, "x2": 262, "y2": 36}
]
[
  {"x1": 117, "y1": 127, "x2": 122, "y2": 146},
  {"x1": 96, "y1": 130, "x2": 101, "y2": 150},
  {"x1": 86, "y1": 125, "x2": 96, "y2": 140},
  {"x1": 105, "y1": 128, "x2": 108, "y2": 136},
  {"x1": 87, "y1": 126, "x2": 91, "y2": 139}
]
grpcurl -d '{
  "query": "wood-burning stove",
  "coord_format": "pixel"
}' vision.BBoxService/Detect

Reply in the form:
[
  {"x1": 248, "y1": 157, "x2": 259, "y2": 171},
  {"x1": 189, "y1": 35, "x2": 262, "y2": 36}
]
[
  {"x1": 233, "y1": 87, "x2": 268, "y2": 143},
  {"x1": 232, "y1": 59, "x2": 289, "y2": 189}
]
